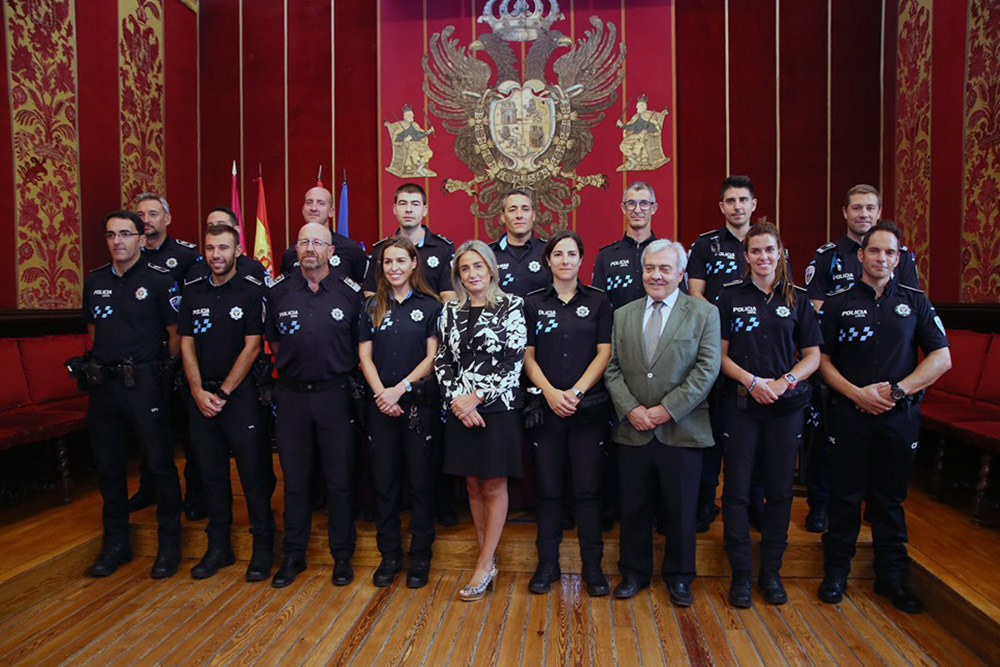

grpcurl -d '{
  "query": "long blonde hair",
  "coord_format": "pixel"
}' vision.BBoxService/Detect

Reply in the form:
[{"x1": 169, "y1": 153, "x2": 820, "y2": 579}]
[
  {"x1": 367, "y1": 236, "x2": 439, "y2": 328},
  {"x1": 451, "y1": 240, "x2": 505, "y2": 308}
]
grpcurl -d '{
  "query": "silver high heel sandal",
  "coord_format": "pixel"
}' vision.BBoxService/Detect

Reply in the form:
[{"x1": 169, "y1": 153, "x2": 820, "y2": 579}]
[{"x1": 459, "y1": 567, "x2": 498, "y2": 601}]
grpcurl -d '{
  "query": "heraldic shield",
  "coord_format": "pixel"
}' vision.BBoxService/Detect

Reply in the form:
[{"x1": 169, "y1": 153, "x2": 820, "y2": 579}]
[{"x1": 489, "y1": 80, "x2": 556, "y2": 172}]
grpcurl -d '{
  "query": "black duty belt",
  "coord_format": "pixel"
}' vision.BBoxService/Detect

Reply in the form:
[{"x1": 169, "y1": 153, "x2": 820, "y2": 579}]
[
  {"x1": 102, "y1": 362, "x2": 162, "y2": 378},
  {"x1": 277, "y1": 374, "x2": 349, "y2": 393}
]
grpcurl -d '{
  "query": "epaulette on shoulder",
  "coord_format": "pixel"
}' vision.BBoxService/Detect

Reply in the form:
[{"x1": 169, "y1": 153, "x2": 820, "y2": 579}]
[
  {"x1": 794, "y1": 285, "x2": 807, "y2": 293},
  {"x1": 90, "y1": 262, "x2": 111, "y2": 273},
  {"x1": 147, "y1": 262, "x2": 170, "y2": 273},
  {"x1": 431, "y1": 231, "x2": 454, "y2": 246},
  {"x1": 176, "y1": 239, "x2": 197, "y2": 249},
  {"x1": 583, "y1": 283, "x2": 606, "y2": 293},
  {"x1": 827, "y1": 284, "x2": 853, "y2": 297},
  {"x1": 371, "y1": 237, "x2": 388, "y2": 248},
  {"x1": 698, "y1": 229, "x2": 719, "y2": 238},
  {"x1": 343, "y1": 276, "x2": 361, "y2": 293},
  {"x1": 899, "y1": 283, "x2": 925, "y2": 294},
  {"x1": 244, "y1": 274, "x2": 263, "y2": 286},
  {"x1": 268, "y1": 273, "x2": 286, "y2": 287},
  {"x1": 184, "y1": 275, "x2": 207, "y2": 287},
  {"x1": 526, "y1": 287, "x2": 547, "y2": 297},
  {"x1": 597, "y1": 240, "x2": 619, "y2": 252},
  {"x1": 722, "y1": 279, "x2": 743, "y2": 288},
  {"x1": 900, "y1": 244, "x2": 909, "y2": 252},
  {"x1": 817, "y1": 242, "x2": 836, "y2": 254}
]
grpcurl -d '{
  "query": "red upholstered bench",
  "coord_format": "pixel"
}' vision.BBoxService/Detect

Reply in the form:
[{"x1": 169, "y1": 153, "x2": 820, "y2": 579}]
[{"x1": 0, "y1": 334, "x2": 91, "y2": 503}]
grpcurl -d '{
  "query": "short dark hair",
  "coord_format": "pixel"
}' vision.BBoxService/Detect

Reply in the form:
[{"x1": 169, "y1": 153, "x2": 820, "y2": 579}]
[
  {"x1": 502, "y1": 187, "x2": 534, "y2": 209},
  {"x1": 394, "y1": 183, "x2": 427, "y2": 205},
  {"x1": 208, "y1": 206, "x2": 239, "y2": 226},
  {"x1": 542, "y1": 230, "x2": 584, "y2": 271},
  {"x1": 860, "y1": 220, "x2": 901, "y2": 250},
  {"x1": 205, "y1": 223, "x2": 240, "y2": 246},
  {"x1": 103, "y1": 210, "x2": 144, "y2": 234},
  {"x1": 844, "y1": 184, "x2": 882, "y2": 209},
  {"x1": 720, "y1": 175, "x2": 755, "y2": 200}
]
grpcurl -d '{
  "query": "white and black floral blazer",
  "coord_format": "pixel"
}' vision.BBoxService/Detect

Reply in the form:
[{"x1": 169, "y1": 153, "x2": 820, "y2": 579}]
[{"x1": 434, "y1": 294, "x2": 527, "y2": 412}]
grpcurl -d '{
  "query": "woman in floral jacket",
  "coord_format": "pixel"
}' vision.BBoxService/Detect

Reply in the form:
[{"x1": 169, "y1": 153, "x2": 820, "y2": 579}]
[{"x1": 435, "y1": 240, "x2": 526, "y2": 601}]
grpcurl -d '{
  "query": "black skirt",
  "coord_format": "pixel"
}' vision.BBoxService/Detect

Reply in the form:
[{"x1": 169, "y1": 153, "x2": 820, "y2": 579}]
[{"x1": 443, "y1": 409, "x2": 524, "y2": 478}]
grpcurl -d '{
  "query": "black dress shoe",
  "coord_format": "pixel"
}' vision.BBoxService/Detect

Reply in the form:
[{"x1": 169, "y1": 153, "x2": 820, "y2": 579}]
[
  {"x1": 373, "y1": 559, "x2": 402, "y2": 587},
  {"x1": 407, "y1": 559, "x2": 431, "y2": 589},
  {"x1": 332, "y1": 559, "x2": 354, "y2": 586},
  {"x1": 667, "y1": 582, "x2": 694, "y2": 607},
  {"x1": 245, "y1": 547, "x2": 274, "y2": 582},
  {"x1": 695, "y1": 504, "x2": 720, "y2": 533},
  {"x1": 805, "y1": 507, "x2": 828, "y2": 533},
  {"x1": 127, "y1": 490, "x2": 155, "y2": 513},
  {"x1": 582, "y1": 565, "x2": 609, "y2": 597},
  {"x1": 271, "y1": 555, "x2": 306, "y2": 588},
  {"x1": 874, "y1": 579, "x2": 923, "y2": 613},
  {"x1": 818, "y1": 576, "x2": 847, "y2": 603},
  {"x1": 528, "y1": 562, "x2": 561, "y2": 594},
  {"x1": 191, "y1": 546, "x2": 236, "y2": 579},
  {"x1": 86, "y1": 543, "x2": 133, "y2": 577},
  {"x1": 729, "y1": 572, "x2": 753, "y2": 608},
  {"x1": 759, "y1": 571, "x2": 788, "y2": 605},
  {"x1": 151, "y1": 547, "x2": 181, "y2": 579},
  {"x1": 613, "y1": 578, "x2": 647, "y2": 599},
  {"x1": 436, "y1": 509, "x2": 458, "y2": 527}
]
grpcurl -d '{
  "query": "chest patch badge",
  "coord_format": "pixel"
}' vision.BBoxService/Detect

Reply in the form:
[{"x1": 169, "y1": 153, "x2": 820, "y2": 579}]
[
  {"x1": 894, "y1": 304, "x2": 912, "y2": 317},
  {"x1": 166, "y1": 257, "x2": 178, "y2": 269},
  {"x1": 135, "y1": 286, "x2": 148, "y2": 300},
  {"x1": 426, "y1": 255, "x2": 440, "y2": 268},
  {"x1": 230, "y1": 306, "x2": 244, "y2": 320},
  {"x1": 775, "y1": 306, "x2": 791, "y2": 318},
  {"x1": 411, "y1": 309, "x2": 425, "y2": 322},
  {"x1": 576, "y1": 305, "x2": 590, "y2": 318},
  {"x1": 331, "y1": 308, "x2": 344, "y2": 321},
  {"x1": 528, "y1": 261, "x2": 541, "y2": 273},
  {"x1": 329, "y1": 255, "x2": 341, "y2": 267}
]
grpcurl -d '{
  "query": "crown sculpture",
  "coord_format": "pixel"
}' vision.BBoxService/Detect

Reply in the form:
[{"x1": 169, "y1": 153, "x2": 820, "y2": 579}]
[{"x1": 478, "y1": 0, "x2": 564, "y2": 42}]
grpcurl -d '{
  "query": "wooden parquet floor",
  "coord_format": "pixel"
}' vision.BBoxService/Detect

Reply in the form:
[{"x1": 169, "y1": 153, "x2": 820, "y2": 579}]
[{"x1": 0, "y1": 558, "x2": 985, "y2": 666}]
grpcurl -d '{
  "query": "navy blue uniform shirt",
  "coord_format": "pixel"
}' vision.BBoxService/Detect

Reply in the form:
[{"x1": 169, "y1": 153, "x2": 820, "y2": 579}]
[
  {"x1": 806, "y1": 234, "x2": 920, "y2": 300},
  {"x1": 142, "y1": 235, "x2": 201, "y2": 293},
  {"x1": 177, "y1": 273, "x2": 265, "y2": 381},
  {"x1": 363, "y1": 227, "x2": 454, "y2": 296},
  {"x1": 490, "y1": 234, "x2": 549, "y2": 297},
  {"x1": 820, "y1": 281, "x2": 949, "y2": 392},
  {"x1": 264, "y1": 270, "x2": 363, "y2": 381},
  {"x1": 687, "y1": 226, "x2": 746, "y2": 304},
  {"x1": 280, "y1": 231, "x2": 368, "y2": 284},
  {"x1": 359, "y1": 290, "x2": 442, "y2": 386},
  {"x1": 185, "y1": 254, "x2": 267, "y2": 283},
  {"x1": 591, "y1": 233, "x2": 657, "y2": 310},
  {"x1": 718, "y1": 279, "x2": 823, "y2": 381},
  {"x1": 82, "y1": 261, "x2": 177, "y2": 365},
  {"x1": 525, "y1": 283, "x2": 613, "y2": 394}
]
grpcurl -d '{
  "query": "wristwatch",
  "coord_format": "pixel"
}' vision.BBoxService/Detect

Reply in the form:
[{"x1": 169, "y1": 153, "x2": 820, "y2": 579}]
[
  {"x1": 890, "y1": 382, "x2": 907, "y2": 401},
  {"x1": 215, "y1": 388, "x2": 230, "y2": 400},
  {"x1": 571, "y1": 387, "x2": 584, "y2": 399},
  {"x1": 783, "y1": 372, "x2": 797, "y2": 386},
  {"x1": 402, "y1": 379, "x2": 413, "y2": 393},
  {"x1": 474, "y1": 389, "x2": 484, "y2": 401}
]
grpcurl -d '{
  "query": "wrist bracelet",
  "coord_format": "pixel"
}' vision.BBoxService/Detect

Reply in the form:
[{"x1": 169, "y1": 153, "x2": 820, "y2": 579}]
[{"x1": 747, "y1": 376, "x2": 757, "y2": 392}]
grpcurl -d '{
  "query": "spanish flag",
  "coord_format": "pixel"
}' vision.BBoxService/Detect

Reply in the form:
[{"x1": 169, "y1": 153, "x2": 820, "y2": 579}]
[{"x1": 253, "y1": 176, "x2": 275, "y2": 279}]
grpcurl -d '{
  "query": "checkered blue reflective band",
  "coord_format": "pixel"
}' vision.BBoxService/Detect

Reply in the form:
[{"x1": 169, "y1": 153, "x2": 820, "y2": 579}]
[
  {"x1": 501, "y1": 273, "x2": 515, "y2": 287},
  {"x1": 708, "y1": 259, "x2": 738, "y2": 275},
  {"x1": 277, "y1": 320, "x2": 301, "y2": 335},
  {"x1": 731, "y1": 316, "x2": 760, "y2": 332},
  {"x1": 379, "y1": 314, "x2": 394, "y2": 330},
  {"x1": 606, "y1": 274, "x2": 634, "y2": 290},
  {"x1": 839, "y1": 326, "x2": 874, "y2": 342},
  {"x1": 192, "y1": 317, "x2": 213, "y2": 335},
  {"x1": 92, "y1": 305, "x2": 114, "y2": 319},
  {"x1": 536, "y1": 318, "x2": 559, "y2": 334}
]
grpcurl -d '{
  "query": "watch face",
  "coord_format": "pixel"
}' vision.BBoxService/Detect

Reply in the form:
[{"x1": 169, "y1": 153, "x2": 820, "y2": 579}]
[{"x1": 891, "y1": 385, "x2": 906, "y2": 400}]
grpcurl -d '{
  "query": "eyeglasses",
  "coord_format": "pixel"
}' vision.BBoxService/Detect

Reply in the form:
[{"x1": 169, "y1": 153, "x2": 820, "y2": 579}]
[
  {"x1": 623, "y1": 200, "x2": 655, "y2": 211},
  {"x1": 297, "y1": 239, "x2": 331, "y2": 248},
  {"x1": 104, "y1": 230, "x2": 142, "y2": 240}
]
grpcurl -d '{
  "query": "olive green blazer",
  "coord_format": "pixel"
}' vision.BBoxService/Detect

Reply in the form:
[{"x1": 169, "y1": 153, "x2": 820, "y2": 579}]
[{"x1": 604, "y1": 292, "x2": 721, "y2": 447}]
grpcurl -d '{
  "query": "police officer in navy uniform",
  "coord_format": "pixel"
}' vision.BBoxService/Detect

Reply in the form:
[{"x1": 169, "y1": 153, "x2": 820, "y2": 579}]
[
  {"x1": 129, "y1": 193, "x2": 204, "y2": 516},
  {"x1": 359, "y1": 237, "x2": 443, "y2": 589},
  {"x1": 265, "y1": 222, "x2": 365, "y2": 588},
  {"x1": 687, "y1": 175, "x2": 759, "y2": 534},
  {"x1": 279, "y1": 186, "x2": 368, "y2": 283},
  {"x1": 178, "y1": 224, "x2": 276, "y2": 582},
  {"x1": 82, "y1": 210, "x2": 184, "y2": 579},
  {"x1": 804, "y1": 185, "x2": 921, "y2": 533},
  {"x1": 185, "y1": 207, "x2": 268, "y2": 283},
  {"x1": 716, "y1": 223, "x2": 822, "y2": 608},
  {"x1": 817, "y1": 221, "x2": 950, "y2": 613},
  {"x1": 490, "y1": 189, "x2": 550, "y2": 298},
  {"x1": 592, "y1": 182, "x2": 659, "y2": 311},
  {"x1": 524, "y1": 230, "x2": 614, "y2": 598}
]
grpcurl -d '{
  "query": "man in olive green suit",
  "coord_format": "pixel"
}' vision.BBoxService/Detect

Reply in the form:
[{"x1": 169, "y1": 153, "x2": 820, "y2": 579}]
[{"x1": 604, "y1": 239, "x2": 721, "y2": 605}]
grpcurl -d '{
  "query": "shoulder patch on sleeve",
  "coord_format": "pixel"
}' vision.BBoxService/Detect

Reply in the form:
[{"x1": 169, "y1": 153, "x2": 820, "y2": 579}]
[
  {"x1": 147, "y1": 262, "x2": 170, "y2": 273},
  {"x1": 90, "y1": 262, "x2": 110, "y2": 273},
  {"x1": 583, "y1": 283, "x2": 606, "y2": 293},
  {"x1": 184, "y1": 275, "x2": 207, "y2": 286},
  {"x1": 827, "y1": 284, "x2": 853, "y2": 297},
  {"x1": 176, "y1": 239, "x2": 197, "y2": 249},
  {"x1": 268, "y1": 273, "x2": 285, "y2": 287},
  {"x1": 244, "y1": 274, "x2": 263, "y2": 286},
  {"x1": 722, "y1": 279, "x2": 743, "y2": 288},
  {"x1": 817, "y1": 242, "x2": 836, "y2": 254},
  {"x1": 899, "y1": 283, "x2": 925, "y2": 294},
  {"x1": 343, "y1": 276, "x2": 361, "y2": 292}
]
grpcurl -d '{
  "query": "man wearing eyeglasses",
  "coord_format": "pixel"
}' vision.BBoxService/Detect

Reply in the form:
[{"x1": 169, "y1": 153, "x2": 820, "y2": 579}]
[
  {"x1": 279, "y1": 186, "x2": 368, "y2": 284},
  {"x1": 82, "y1": 211, "x2": 184, "y2": 579},
  {"x1": 592, "y1": 181, "x2": 660, "y2": 311},
  {"x1": 264, "y1": 222, "x2": 364, "y2": 588}
]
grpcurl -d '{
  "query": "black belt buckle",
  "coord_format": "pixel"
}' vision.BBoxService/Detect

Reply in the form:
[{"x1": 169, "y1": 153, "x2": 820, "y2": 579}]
[
  {"x1": 736, "y1": 385, "x2": 748, "y2": 411},
  {"x1": 122, "y1": 358, "x2": 135, "y2": 388}
]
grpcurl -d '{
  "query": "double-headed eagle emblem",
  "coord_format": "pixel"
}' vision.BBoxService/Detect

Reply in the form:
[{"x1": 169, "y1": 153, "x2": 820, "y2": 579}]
[{"x1": 422, "y1": 0, "x2": 625, "y2": 236}]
